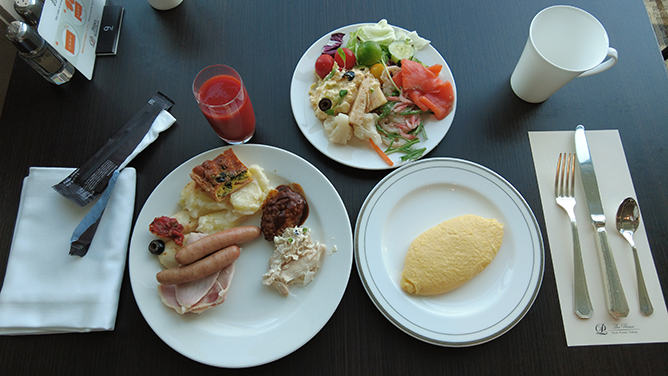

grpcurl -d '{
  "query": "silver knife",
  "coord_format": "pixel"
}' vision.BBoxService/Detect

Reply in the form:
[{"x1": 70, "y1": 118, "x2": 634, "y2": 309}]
[{"x1": 574, "y1": 125, "x2": 629, "y2": 318}]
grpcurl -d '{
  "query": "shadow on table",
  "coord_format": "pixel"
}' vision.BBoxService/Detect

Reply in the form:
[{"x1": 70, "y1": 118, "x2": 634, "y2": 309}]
[{"x1": 483, "y1": 82, "x2": 547, "y2": 142}]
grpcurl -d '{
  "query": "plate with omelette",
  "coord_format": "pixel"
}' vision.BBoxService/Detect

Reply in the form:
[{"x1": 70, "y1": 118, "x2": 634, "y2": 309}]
[{"x1": 354, "y1": 158, "x2": 544, "y2": 346}]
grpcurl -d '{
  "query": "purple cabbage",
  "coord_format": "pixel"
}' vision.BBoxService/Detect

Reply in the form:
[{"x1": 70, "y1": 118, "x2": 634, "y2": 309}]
[{"x1": 322, "y1": 33, "x2": 345, "y2": 56}]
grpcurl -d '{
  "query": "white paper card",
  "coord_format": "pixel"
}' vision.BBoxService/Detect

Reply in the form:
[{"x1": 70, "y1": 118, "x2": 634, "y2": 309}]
[
  {"x1": 529, "y1": 129, "x2": 668, "y2": 346},
  {"x1": 38, "y1": 0, "x2": 105, "y2": 80}
]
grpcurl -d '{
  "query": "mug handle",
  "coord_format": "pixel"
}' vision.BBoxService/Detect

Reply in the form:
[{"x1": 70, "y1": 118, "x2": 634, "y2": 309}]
[{"x1": 579, "y1": 47, "x2": 618, "y2": 78}]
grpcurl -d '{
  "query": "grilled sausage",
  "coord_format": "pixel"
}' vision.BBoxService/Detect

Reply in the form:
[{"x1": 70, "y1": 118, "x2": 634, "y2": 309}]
[
  {"x1": 157, "y1": 245, "x2": 241, "y2": 285},
  {"x1": 175, "y1": 226, "x2": 260, "y2": 265}
]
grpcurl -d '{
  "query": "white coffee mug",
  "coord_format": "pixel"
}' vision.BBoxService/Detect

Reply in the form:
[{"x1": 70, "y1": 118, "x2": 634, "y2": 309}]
[
  {"x1": 510, "y1": 5, "x2": 618, "y2": 103},
  {"x1": 148, "y1": 0, "x2": 183, "y2": 11}
]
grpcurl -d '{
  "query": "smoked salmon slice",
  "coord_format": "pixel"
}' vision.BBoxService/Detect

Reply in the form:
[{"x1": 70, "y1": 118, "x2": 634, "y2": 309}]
[
  {"x1": 419, "y1": 81, "x2": 454, "y2": 120},
  {"x1": 398, "y1": 59, "x2": 454, "y2": 120}
]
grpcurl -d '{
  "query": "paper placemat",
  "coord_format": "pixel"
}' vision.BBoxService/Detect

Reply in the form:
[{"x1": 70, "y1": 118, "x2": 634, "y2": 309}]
[{"x1": 529, "y1": 129, "x2": 668, "y2": 346}]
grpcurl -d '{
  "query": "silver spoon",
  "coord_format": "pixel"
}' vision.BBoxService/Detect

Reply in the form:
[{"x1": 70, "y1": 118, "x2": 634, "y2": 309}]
[{"x1": 615, "y1": 197, "x2": 653, "y2": 316}]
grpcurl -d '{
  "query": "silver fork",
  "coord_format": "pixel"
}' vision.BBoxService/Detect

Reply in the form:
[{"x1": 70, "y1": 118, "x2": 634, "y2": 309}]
[{"x1": 555, "y1": 152, "x2": 594, "y2": 319}]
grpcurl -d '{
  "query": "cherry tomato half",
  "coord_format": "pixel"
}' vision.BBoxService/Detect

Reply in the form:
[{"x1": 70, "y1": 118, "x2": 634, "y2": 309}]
[
  {"x1": 315, "y1": 54, "x2": 335, "y2": 79},
  {"x1": 370, "y1": 63, "x2": 384, "y2": 79},
  {"x1": 334, "y1": 48, "x2": 356, "y2": 70}
]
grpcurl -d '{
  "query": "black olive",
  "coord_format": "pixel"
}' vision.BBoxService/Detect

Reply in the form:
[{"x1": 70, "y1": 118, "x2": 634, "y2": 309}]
[
  {"x1": 343, "y1": 71, "x2": 355, "y2": 81},
  {"x1": 318, "y1": 98, "x2": 332, "y2": 112},
  {"x1": 148, "y1": 239, "x2": 165, "y2": 255}
]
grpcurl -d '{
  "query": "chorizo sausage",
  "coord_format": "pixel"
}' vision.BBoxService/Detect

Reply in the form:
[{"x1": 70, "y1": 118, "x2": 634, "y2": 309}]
[
  {"x1": 175, "y1": 226, "x2": 260, "y2": 265},
  {"x1": 157, "y1": 245, "x2": 241, "y2": 285}
]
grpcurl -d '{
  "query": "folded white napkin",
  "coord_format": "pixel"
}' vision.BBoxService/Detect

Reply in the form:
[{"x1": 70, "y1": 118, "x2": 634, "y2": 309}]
[{"x1": 0, "y1": 167, "x2": 136, "y2": 335}]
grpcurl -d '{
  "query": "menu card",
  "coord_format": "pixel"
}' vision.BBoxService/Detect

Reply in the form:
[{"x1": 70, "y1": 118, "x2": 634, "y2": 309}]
[
  {"x1": 529, "y1": 129, "x2": 668, "y2": 346},
  {"x1": 38, "y1": 0, "x2": 105, "y2": 80}
]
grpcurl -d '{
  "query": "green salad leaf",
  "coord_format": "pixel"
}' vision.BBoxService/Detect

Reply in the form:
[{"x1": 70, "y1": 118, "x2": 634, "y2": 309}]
[{"x1": 347, "y1": 19, "x2": 396, "y2": 47}]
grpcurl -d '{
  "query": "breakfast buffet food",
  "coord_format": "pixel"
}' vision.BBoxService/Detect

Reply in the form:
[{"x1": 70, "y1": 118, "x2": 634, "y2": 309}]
[
  {"x1": 260, "y1": 184, "x2": 309, "y2": 241},
  {"x1": 157, "y1": 244, "x2": 241, "y2": 285},
  {"x1": 189, "y1": 149, "x2": 253, "y2": 202},
  {"x1": 158, "y1": 262, "x2": 236, "y2": 315},
  {"x1": 148, "y1": 149, "x2": 331, "y2": 313},
  {"x1": 155, "y1": 229, "x2": 254, "y2": 314},
  {"x1": 175, "y1": 226, "x2": 262, "y2": 266},
  {"x1": 400, "y1": 215, "x2": 504, "y2": 295},
  {"x1": 308, "y1": 20, "x2": 455, "y2": 165},
  {"x1": 262, "y1": 227, "x2": 327, "y2": 296}
]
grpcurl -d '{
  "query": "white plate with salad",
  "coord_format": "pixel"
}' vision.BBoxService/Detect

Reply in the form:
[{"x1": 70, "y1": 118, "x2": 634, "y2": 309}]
[{"x1": 290, "y1": 21, "x2": 457, "y2": 170}]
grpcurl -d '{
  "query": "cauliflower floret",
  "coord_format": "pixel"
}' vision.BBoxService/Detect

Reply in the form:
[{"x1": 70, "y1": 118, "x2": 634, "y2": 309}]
[
  {"x1": 323, "y1": 113, "x2": 353, "y2": 145},
  {"x1": 353, "y1": 113, "x2": 382, "y2": 145}
]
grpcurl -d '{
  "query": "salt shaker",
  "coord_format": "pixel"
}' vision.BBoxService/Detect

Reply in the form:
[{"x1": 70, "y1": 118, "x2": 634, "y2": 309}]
[
  {"x1": 14, "y1": 0, "x2": 44, "y2": 28},
  {"x1": 5, "y1": 21, "x2": 75, "y2": 85}
]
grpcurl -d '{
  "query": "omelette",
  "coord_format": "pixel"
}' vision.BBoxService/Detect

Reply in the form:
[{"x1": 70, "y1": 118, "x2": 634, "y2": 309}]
[{"x1": 400, "y1": 215, "x2": 504, "y2": 295}]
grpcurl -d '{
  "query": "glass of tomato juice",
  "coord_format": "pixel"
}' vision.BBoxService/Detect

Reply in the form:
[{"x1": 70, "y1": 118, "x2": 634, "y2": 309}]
[{"x1": 192, "y1": 65, "x2": 255, "y2": 144}]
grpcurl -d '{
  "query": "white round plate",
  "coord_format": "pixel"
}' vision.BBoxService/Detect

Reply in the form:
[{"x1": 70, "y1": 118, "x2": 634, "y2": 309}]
[
  {"x1": 355, "y1": 158, "x2": 544, "y2": 346},
  {"x1": 290, "y1": 23, "x2": 457, "y2": 170},
  {"x1": 129, "y1": 144, "x2": 353, "y2": 367}
]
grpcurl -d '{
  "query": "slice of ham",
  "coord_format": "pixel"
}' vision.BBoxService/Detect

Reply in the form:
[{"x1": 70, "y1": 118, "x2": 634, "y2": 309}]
[
  {"x1": 158, "y1": 263, "x2": 235, "y2": 314},
  {"x1": 157, "y1": 284, "x2": 180, "y2": 310},
  {"x1": 174, "y1": 270, "x2": 222, "y2": 310},
  {"x1": 190, "y1": 263, "x2": 235, "y2": 313},
  {"x1": 157, "y1": 231, "x2": 236, "y2": 314}
]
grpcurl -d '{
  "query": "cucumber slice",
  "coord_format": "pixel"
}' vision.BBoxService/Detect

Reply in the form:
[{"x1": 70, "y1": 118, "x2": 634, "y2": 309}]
[{"x1": 388, "y1": 41, "x2": 415, "y2": 62}]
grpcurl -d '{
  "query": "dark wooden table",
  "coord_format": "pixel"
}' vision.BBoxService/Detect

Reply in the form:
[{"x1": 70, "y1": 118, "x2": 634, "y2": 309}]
[{"x1": 1, "y1": 0, "x2": 667, "y2": 374}]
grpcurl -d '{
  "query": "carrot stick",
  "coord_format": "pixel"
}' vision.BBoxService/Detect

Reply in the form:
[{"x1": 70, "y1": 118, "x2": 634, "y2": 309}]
[{"x1": 369, "y1": 138, "x2": 393, "y2": 166}]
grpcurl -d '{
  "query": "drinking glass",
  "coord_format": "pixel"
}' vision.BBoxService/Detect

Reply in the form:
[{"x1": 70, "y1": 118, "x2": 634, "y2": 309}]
[{"x1": 192, "y1": 65, "x2": 256, "y2": 144}]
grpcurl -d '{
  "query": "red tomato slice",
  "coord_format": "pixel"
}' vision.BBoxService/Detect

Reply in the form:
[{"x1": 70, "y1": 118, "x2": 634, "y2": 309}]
[
  {"x1": 315, "y1": 54, "x2": 334, "y2": 79},
  {"x1": 334, "y1": 48, "x2": 356, "y2": 70}
]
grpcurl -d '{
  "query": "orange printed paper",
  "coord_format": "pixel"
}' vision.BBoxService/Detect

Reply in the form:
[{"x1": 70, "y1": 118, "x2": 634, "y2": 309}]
[
  {"x1": 75, "y1": 2, "x2": 83, "y2": 22},
  {"x1": 65, "y1": 29, "x2": 76, "y2": 55}
]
